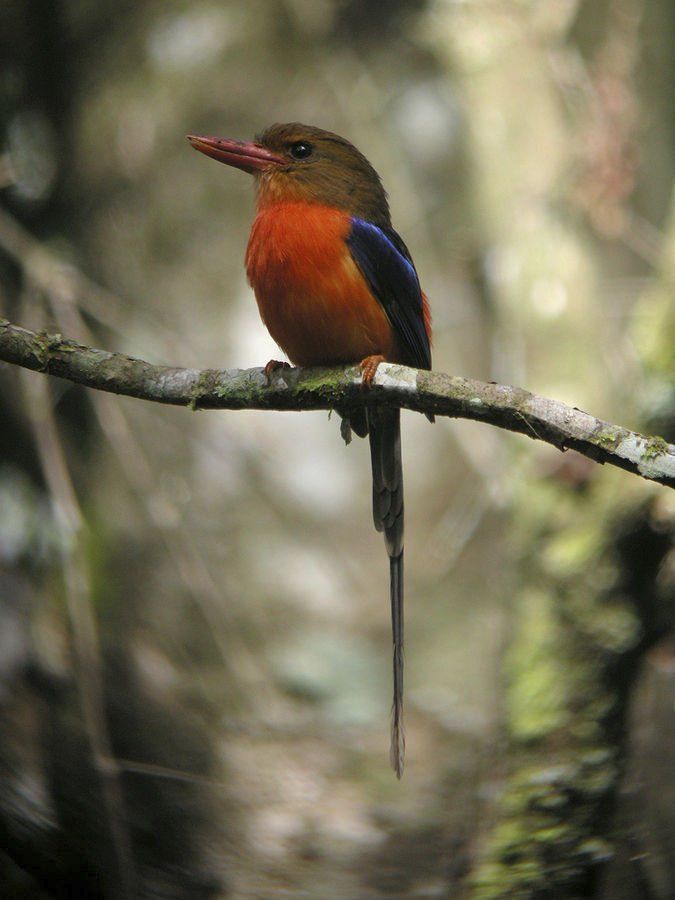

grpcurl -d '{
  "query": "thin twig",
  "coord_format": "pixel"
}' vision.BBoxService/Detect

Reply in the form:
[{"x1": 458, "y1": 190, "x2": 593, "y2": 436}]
[{"x1": 19, "y1": 356, "x2": 137, "y2": 900}]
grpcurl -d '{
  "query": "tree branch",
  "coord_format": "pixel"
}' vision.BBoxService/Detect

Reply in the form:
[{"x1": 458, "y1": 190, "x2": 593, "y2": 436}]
[{"x1": 1, "y1": 318, "x2": 673, "y2": 487}]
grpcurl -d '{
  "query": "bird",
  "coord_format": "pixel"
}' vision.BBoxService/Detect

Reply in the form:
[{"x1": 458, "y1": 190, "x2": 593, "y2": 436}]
[{"x1": 187, "y1": 123, "x2": 432, "y2": 777}]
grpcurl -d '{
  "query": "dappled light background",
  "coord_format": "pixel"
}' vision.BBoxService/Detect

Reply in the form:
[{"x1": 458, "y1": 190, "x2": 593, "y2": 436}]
[{"x1": 0, "y1": 1, "x2": 673, "y2": 897}]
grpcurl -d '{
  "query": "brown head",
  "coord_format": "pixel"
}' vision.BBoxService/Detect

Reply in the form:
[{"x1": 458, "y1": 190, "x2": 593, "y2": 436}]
[{"x1": 187, "y1": 123, "x2": 391, "y2": 226}]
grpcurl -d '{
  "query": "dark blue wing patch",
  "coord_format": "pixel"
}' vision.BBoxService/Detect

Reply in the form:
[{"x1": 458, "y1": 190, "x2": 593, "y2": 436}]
[{"x1": 346, "y1": 218, "x2": 431, "y2": 370}]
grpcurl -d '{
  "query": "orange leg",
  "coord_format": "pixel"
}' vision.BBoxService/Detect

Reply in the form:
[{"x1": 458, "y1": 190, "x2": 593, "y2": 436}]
[
  {"x1": 263, "y1": 359, "x2": 291, "y2": 385},
  {"x1": 359, "y1": 354, "x2": 386, "y2": 388}
]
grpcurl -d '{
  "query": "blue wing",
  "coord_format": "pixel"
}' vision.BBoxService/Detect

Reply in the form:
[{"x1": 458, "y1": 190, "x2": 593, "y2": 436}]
[{"x1": 346, "y1": 218, "x2": 431, "y2": 371}]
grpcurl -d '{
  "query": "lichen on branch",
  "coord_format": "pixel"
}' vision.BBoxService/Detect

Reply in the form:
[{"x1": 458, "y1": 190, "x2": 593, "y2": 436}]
[{"x1": 1, "y1": 318, "x2": 673, "y2": 488}]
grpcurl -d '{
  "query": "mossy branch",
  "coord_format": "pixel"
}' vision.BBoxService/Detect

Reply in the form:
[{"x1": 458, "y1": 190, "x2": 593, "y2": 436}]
[{"x1": 1, "y1": 318, "x2": 673, "y2": 488}]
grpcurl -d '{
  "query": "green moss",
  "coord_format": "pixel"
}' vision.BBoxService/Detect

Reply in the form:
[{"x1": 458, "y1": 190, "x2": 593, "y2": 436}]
[
  {"x1": 578, "y1": 838, "x2": 613, "y2": 863},
  {"x1": 471, "y1": 750, "x2": 618, "y2": 898},
  {"x1": 299, "y1": 367, "x2": 346, "y2": 389},
  {"x1": 643, "y1": 434, "x2": 670, "y2": 459},
  {"x1": 470, "y1": 458, "x2": 647, "y2": 898},
  {"x1": 571, "y1": 594, "x2": 642, "y2": 654},
  {"x1": 540, "y1": 525, "x2": 604, "y2": 578},
  {"x1": 594, "y1": 429, "x2": 620, "y2": 450},
  {"x1": 189, "y1": 370, "x2": 217, "y2": 409},
  {"x1": 504, "y1": 590, "x2": 569, "y2": 741}
]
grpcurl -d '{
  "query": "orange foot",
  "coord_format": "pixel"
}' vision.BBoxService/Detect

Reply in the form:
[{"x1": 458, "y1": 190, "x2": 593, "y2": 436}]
[
  {"x1": 264, "y1": 359, "x2": 291, "y2": 385},
  {"x1": 359, "y1": 354, "x2": 386, "y2": 388}
]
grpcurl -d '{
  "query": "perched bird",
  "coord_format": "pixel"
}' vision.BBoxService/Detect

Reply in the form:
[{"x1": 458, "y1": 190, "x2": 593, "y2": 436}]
[{"x1": 188, "y1": 124, "x2": 432, "y2": 777}]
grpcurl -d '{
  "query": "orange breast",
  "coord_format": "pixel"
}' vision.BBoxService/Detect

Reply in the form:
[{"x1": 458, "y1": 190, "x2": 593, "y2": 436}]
[{"x1": 245, "y1": 203, "x2": 394, "y2": 367}]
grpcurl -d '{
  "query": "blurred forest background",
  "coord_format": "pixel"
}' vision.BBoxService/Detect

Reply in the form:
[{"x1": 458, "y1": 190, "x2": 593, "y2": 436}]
[{"x1": 0, "y1": 1, "x2": 673, "y2": 897}]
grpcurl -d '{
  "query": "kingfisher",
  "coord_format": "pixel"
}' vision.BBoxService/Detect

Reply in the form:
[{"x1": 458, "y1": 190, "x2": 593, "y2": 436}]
[{"x1": 188, "y1": 123, "x2": 432, "y2": 777}]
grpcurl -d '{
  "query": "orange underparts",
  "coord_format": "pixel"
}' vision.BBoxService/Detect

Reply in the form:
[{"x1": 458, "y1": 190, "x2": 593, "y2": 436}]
[{"x1": 245, "y1": 202, "x2": 395, "y2": 367}]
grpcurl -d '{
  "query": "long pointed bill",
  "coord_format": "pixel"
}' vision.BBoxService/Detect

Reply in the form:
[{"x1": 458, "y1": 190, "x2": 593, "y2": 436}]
[{"x1": 187, "y1": 134, "x2": 285, "y2": 174}]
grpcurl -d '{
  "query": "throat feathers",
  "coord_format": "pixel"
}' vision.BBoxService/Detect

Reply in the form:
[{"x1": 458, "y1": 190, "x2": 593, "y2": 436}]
[{"x1": 188, "y1": 123, "x2": 433, "y2": 777}]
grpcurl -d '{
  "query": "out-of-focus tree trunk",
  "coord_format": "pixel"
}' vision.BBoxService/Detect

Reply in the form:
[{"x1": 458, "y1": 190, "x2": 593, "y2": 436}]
[{"x1": 423, "y1": 1, "x2": 674, "y2": 895}]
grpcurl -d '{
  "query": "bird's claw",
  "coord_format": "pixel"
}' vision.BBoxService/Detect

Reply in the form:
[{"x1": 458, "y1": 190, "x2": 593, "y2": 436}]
[
  {"x1": 264, "y1": 359, "x2": 291, "y2": 385},
  {"x1": 359, "y1": 354, "x2": 386, "y2": 388}
]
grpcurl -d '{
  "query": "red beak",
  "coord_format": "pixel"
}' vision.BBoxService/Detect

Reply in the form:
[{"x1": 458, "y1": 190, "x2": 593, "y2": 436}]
[{"x1": 187, "y1": 134, "x2": 285, "y2": 174}]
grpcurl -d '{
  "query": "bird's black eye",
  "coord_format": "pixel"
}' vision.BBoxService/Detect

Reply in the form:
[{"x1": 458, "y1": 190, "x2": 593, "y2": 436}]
[{"x1": 289, "y1": 140, "x2": 313, "y2": 160}]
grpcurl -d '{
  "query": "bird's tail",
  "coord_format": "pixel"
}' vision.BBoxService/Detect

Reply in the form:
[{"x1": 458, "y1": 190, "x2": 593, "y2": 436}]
[{"x1": 368, "y1": 407, "x2": 405, "y2": 778}]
